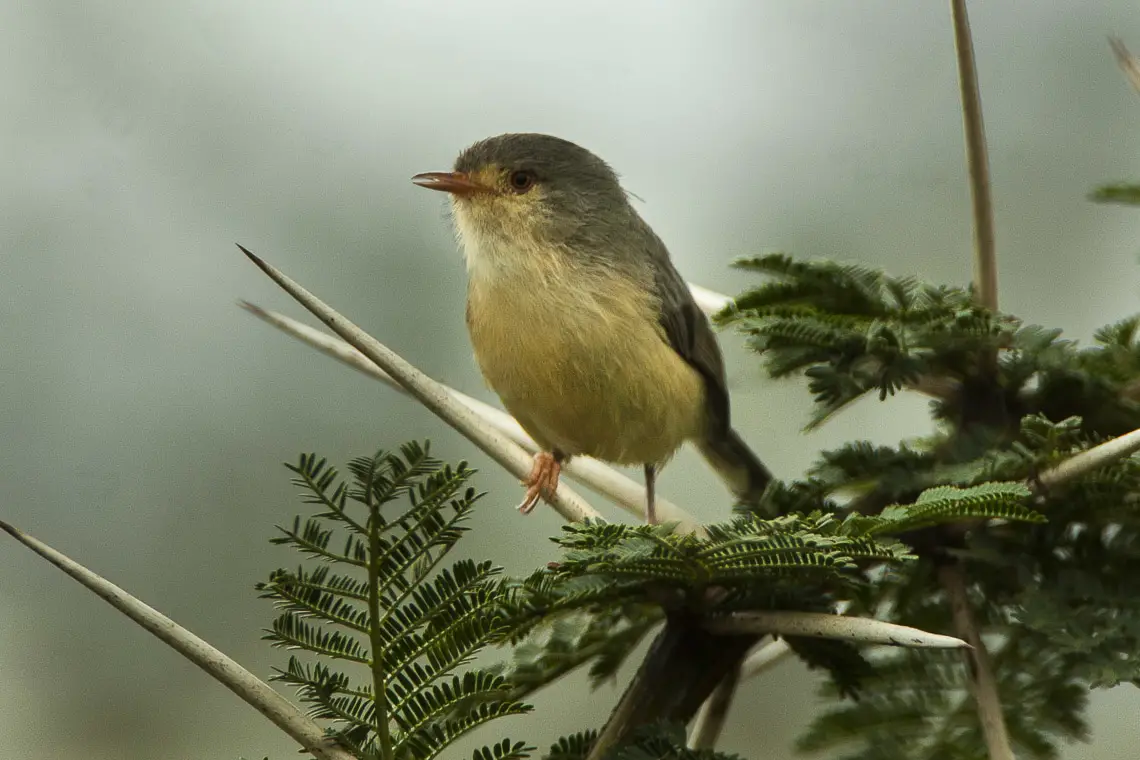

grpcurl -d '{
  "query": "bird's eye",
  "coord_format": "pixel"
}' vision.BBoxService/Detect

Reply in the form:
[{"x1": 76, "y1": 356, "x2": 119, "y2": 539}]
[{"x1": 508, "y1": 170, "x2": 536, "y2": 193}]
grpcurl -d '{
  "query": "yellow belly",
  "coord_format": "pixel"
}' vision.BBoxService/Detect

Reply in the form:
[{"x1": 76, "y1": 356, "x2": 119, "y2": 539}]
[{"x1": 466, "y1": 267, "x2": 706, "y2": 465}]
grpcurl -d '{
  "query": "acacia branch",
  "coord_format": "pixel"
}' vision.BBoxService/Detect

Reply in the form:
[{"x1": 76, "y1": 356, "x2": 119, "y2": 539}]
[
  {"x1": 950, "y1": 0, "x2": 998, "y2": 311},
  {"x1": 687, "y1": 637, "x2": 795, "y2": 746},
  {"x1": 687, "y1": 637, "x2": 793, "y2": 749},
  {"x1": 690, "y1": 636, "x2": 785, "y2": 749},
  {"x1": 938, "y1": 563, "x2": 1015, "y2": 760},
  {"x1": 239, "y1": 302, "x2": 702, "y2": 534},
  {"x1": 687, "y1": 664, "x2": 740, "y2": 750},
  {"x1": 238, "y1": 245, "x2": 603, "y2": 524},
  {"x1": 0, "y1": 521, "x2": 358, "y2": 760}
]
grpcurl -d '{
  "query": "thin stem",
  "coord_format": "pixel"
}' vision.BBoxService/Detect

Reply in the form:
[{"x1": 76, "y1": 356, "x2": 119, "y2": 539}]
[
  {"x1": 938, "y1": 563, "x2": 1015, "y2": 760},
  {"x1": 946, "y1": 13, "x2": 1011, "y2": 754},
  {"x1": 1109, "y1": 37, "x2": 1140, "y2": 95},
  {"x1": 687, "y1": 666, "x2": 740, "y2": 750},
  {"x1": 950, "y1": 0, "x2": 998, "y2": 311},
  {"x1": 366, "y1": 484, "x2": 396, "y2": 760},
  {"x1": 739, "y1": 637, "x2": 791, "y2": 678}
]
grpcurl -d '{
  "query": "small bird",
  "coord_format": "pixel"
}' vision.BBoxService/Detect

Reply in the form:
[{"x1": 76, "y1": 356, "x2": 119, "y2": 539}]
[{"x1": 412, "y1": 133, "x2": 770, "y2": 522}]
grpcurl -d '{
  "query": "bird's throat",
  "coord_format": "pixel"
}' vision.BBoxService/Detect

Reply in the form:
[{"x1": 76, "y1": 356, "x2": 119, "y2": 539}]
[{"x1": 452, "y1": 196, "x2": 582, "y2": 283}]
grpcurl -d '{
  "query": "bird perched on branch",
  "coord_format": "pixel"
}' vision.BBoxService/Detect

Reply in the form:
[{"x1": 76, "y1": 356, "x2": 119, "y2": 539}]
[{"x1": 413, "y1": 133, "x2": 770, "y2": 522}]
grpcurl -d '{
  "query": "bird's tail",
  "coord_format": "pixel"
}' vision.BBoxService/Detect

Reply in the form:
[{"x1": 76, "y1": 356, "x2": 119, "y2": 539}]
[{"x1": 696, "y1": 427, "x2": 772, "y2": 505}]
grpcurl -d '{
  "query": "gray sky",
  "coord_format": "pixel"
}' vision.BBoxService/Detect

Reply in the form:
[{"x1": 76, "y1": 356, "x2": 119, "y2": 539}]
[{"x1": 2, "y1": 2, "x2": 1139, "y2": 758}]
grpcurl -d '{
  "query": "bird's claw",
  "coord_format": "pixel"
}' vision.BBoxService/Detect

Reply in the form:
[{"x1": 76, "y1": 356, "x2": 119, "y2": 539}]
[{"x1": 518, "y1": 451, "x2": 561, "y2": 513}]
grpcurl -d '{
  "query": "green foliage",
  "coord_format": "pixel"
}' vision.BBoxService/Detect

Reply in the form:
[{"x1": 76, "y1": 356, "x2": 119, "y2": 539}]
[
  {"x1": 492, "y1": 605, "x2": 662, "y2": 700},
  {"x1": 841, "y1": 482, "x2": 1040, "y2": 536},
  {"x1": 540, "y1": 514, "x2": 905, "y2": 597},
  {"x1": 716, "y1": 254, "x2": 1140, "y2": 436},
  {"x1": 493, "y1": 513, "x2": 906, "y2": 706},
  {"x1": 257, "y1": 443, "x2": 532, "y2": 760},
  {"x1": 545, "y1": 725, "x2": 746, "y2": 760},
  {"x1": 1090, "y1": 182, "x2": 1140, "y2": 205},
  {"x1": 715, "y1": 254, "x2": 1010, "y2": 428},
  {"x1": 472, "y1": 740, "x2": 535, "y2": 760},
  {"x1": 251, "y1": 253, "x2": 1139, "y2": 759},
  {"x1": 713, "y1": 254, "x2": 1140, "y2": 758},
  {"x1": 494, "y1": 485, "x2": 1048, "y2": 706},
  {"x1": 799, "y1": 644, "x2": 1089, "y2": 760},
  {"x1": 794, "y1": 418, "x2": 1140, "y2": 757},
  {"x1": 987, "y1": 453, "x2": 1140, "y2": 688},
  {"x1": 495, "y1": 514, "x2": 907, "y2": 693},
  {"x1": 783, "y1": 635, "x2": 874, "y2": 701},
  {"x1": 800, "y1": 564, "x2": 1090, "y2": 760},
  {"x1": 255, "y1": 439, "x2": 1042, "y2": 760}
]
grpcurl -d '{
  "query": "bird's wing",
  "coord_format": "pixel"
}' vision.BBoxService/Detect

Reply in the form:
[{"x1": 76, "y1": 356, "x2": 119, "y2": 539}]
[
  {"x1": 638, "y1": 218, "x2": 772, "y2": 502},
  {"x1": 644, "y1": 236, "x2": 732, "y2": 439}
]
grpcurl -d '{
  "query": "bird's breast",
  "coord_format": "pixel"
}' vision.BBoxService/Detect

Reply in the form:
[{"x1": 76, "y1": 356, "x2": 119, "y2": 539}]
[{"x1": 465, "y1": 254, "x2": 706, "y2": 465}]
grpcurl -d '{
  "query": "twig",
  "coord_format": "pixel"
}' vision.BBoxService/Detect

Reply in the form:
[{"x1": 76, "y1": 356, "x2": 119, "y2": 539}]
[
  {"x1": 950, "y1": 0, "x2": 998, "y2": 311},
  {"x1": 946, "y1": 12, "x2": 1013, "y2": 755},
  {"x1": 1109, "y1": 37, "x2": 1140, "y2": 95},
  {"x1": 938, "y1": 563, "x2": 1015, "y2": 760},
  {"x1": 687, "y1": 637, "x2": 794, "y2": 745},
  {"x1": 239, "y1": 302, "x2": 702, "y2": 534},
  {"x1": 739, "y1": 637, "x2": 792, "y2": 679},
  {"x1": 237, "y1": 245, "x2": 603, "y2": 523},
  {"x1": 0, "y1": 521, "x2": 357, "y2": 760},
  {"x1": 365, "y1": 499, "x2": 396, "y2": 760},
  {"x1": 704, "y1": 611, "x2": 969, "y2": 649},
  {"x1": 687, "y1": 664, "x2": 741, "y2": 750},
  {"x1": 1034, "y1": 426, "x2": 1140, "y2": 491}
]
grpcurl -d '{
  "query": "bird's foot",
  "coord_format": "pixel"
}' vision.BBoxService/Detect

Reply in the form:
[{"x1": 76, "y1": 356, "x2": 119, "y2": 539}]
[{"x1": 518, "y1": 451, "x2": 561, "y2": 514}]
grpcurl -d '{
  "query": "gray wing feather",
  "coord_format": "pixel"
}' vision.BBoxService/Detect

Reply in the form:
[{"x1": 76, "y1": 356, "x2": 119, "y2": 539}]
[
  {"x1": 640, "y1": 231, "x2": 732, "y2": 438},
  {"x1": 638, "y1": 222, "x2": 772, "y2": 501}
]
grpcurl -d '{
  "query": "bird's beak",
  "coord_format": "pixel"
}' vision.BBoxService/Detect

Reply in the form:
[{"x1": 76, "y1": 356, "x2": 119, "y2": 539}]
[{"x1": 411, "y1": 171, "x2": 491, "y2": 197}]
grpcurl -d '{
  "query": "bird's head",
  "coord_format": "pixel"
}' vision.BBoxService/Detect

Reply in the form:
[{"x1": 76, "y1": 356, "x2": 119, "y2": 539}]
[{"x1": 413, "y1": 133, "x2": 633, "y2": 266}]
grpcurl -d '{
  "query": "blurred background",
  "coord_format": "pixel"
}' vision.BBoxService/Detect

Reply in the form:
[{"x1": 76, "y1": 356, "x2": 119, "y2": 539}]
[{"x1": 2, "y1": 1, "x2": 1139, "y2": 758}]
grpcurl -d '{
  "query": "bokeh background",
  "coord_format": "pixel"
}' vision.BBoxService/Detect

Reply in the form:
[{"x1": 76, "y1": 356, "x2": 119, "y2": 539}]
[{"x1": 3, "y1": 2, "x2": 1139, "y2": 758}]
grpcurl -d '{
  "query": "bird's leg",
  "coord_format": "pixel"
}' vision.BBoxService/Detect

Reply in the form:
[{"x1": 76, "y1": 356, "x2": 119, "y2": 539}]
[
  {"x1": 644, "y1": 463, "x2": 658, "y2": 525},
  {"x1": 518, "y1": 450, "x2": 565, "y2": 514}
]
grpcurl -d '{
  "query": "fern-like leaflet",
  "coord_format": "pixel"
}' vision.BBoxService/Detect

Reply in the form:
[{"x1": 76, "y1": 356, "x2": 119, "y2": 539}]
[{"x1": 257, "y1": 442, "x2": 533, "y2": 760}]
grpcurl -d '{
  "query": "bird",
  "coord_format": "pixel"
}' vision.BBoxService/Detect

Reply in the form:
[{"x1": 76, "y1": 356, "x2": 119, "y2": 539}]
[{"x1": 411, "y1": 133, "x2": 770, "y2": 523}]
